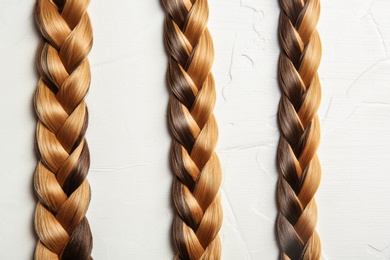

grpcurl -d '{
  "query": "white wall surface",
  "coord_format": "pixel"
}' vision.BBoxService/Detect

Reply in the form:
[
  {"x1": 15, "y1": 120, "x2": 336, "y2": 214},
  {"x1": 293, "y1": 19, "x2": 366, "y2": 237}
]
[{"x1": 1, "y1": 0, "x2": 390, "y2": 259}]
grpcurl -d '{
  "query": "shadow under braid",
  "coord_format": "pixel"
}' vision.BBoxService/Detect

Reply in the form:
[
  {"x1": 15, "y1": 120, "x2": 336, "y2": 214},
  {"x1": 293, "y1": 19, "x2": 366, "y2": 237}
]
[
  {"x1": 162, "y1": 0, "x2": 223, "y2": 259},
  {"x1": 276, "y1": 0, "x2": 322, "y2": 259},
  {"x1": 33, "y1": 0, "x2": 93, "y2": 259}
]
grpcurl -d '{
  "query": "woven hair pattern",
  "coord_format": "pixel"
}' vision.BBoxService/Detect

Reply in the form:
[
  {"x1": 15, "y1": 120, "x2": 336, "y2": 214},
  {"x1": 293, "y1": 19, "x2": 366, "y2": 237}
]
[
  {"x1": 162, "y1": 0, "x2": 223, "y2": 259},
  {"x1": 34, "y1": 0, "x2": 93, "y2": 259},
  {"x1": 276, "y1": 0, "x2": 322, "y2": 259}
]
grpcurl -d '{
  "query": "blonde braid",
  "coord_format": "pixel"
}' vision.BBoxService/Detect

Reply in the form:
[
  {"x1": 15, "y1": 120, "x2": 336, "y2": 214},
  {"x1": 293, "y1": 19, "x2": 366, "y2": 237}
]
[
  {"x1": 276, "y1": 0, "x2": 322, "y2": 259},
  {"x1": 34, "y1": 0, "x2": 93, "y2": 258},
  {"x1": 162, "y1": 0, "x2": 223, "y2": 259}
]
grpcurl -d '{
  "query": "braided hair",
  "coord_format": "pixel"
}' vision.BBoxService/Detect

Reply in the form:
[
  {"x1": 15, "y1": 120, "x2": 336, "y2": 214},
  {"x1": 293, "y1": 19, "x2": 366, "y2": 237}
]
[
  {"x1": 276, "y1": 0, "x2": 322, "y2": 259},
  {"x1": 33, "y1": 0, "x2": 93, "y2": 258},
  {"x1": 162, "y1": 0, "x2": 223, "y2": 259}
]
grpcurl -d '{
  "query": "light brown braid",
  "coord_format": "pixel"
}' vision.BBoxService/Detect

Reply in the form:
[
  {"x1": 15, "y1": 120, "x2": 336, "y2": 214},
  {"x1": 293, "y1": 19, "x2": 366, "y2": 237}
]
[
  {"x1": 34, "y1": 0, "x2": 93, "y2": 259},
  {"x1": 276, "y1": 0, "x2": 322, "y2": 259},
  {"x1": 162, "y1": 0, "x2": 223, "y2": 259}
]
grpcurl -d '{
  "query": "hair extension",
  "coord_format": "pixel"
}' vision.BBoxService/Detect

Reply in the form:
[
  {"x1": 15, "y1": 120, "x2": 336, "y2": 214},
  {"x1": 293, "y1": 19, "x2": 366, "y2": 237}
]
[
  {"x1": 276, "y1": 0, "x2": 322, "y2": 259},
  {"x1": 162, "y1": 0, "x2": 223, "y2": 259},
  {"x1": 33, "y1": 0, "x2": 93, "y2": 259}
]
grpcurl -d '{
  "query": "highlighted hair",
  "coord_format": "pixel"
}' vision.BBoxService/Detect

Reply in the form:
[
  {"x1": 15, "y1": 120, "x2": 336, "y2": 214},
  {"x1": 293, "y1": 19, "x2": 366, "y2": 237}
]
[
  {"x1": 162, "y1": 0, "x2": 223, "y2": 259},
  {"x1": 276, "y1": 0, "x2": 322, "y2": 259},
  {"x1": 33, "y1": 0, "x2": 93, "y2": 258}
]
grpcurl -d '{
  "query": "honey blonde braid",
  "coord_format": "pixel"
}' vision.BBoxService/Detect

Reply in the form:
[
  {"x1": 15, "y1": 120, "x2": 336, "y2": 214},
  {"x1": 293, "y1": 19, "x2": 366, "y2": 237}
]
[
  {"x1": 162, "y1": 0, "x2": 223, "y2": 259},
  {"x1": 34, "y1": 0, "x2": 93, "y2": 258}
]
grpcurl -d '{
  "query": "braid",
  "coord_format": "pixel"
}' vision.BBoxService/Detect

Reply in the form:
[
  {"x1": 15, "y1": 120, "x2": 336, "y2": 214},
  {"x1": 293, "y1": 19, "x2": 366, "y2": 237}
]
[
  {"x1": 276, "y1": 0, "x2": 322, "y2": 259},
  {"x1": 162, "y1": 0, "x2": 223, "y2": 259},
  {"x1": 33, "y1": 0, "x2": 93, "y2": 259}
]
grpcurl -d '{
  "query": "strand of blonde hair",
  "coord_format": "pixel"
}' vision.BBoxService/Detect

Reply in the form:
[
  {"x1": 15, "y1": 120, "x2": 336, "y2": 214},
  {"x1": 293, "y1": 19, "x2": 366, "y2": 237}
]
[
  {"x1": 34, "y1": 0, "x2": 93, "y2": 258},
  {"x1": 276, "y1": 0, "x2": 322, "y2": 259},
  {"x1": 162, "y1": 0, "x2": 223, "y2": 259}
]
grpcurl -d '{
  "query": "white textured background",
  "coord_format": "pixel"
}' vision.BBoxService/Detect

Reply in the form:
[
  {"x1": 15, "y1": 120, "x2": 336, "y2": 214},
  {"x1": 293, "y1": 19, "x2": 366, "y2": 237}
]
[{"x1": 1, "y1": 0, "x2": 390, "y2": 259}]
